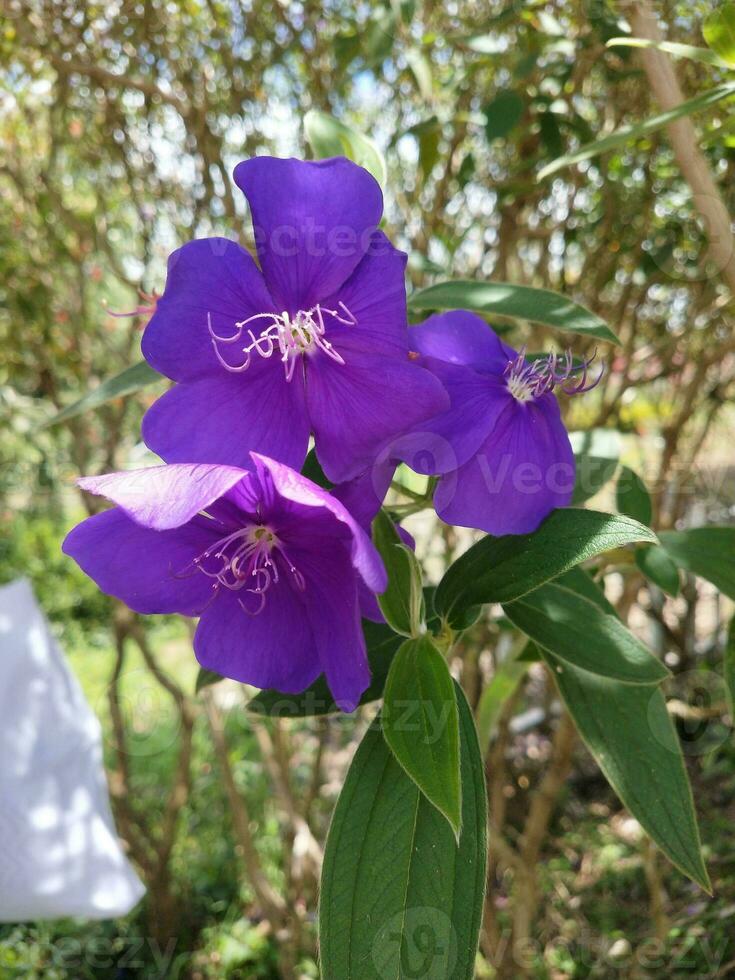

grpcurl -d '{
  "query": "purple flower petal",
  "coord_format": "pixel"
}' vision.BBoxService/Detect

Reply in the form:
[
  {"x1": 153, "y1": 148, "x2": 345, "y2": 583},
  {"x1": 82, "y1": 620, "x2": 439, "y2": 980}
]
[
  {"x1": 410, "y1": 310, "x2": 514, "y2": 374},
  {"x1": 248, "y1": 454, "x2": 387, "y2": 594},
  {"x1": 141, "y1": 238, "x2": 276, "y2": 382},
  {"x1": 306, "y1": 350, "x2": 449, "y2": 484},
  {"x1": 389, "y1": 357, "x2": 507, "y2": 475},
  {"x1": 142, "y1": 370, "x2": 311, "y2": 473},
  {"x1": 77, "y1": 463, "x2": 247, "y2": 530},
  {"x1": 320, "y1": 231, "x2": 408, "y2": 358},
  {"x1": 62, "y1": 509, "x2": 215, "y2": 614},
  {"x1": 434, "y1": 395, "x2": 575, "y2": 535},
  {"x1": 194, "y1": 580, "x2": 321, "y2": 694},
  {"x1": 233, "y1": 156, "x2": 383, "y2": 310}
]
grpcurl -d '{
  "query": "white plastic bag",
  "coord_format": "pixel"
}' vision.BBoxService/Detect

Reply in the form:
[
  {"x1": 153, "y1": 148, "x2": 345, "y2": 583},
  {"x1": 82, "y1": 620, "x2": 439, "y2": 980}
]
[{"x1": 0, "y1": 578, "x2": 145, "y2": 921}]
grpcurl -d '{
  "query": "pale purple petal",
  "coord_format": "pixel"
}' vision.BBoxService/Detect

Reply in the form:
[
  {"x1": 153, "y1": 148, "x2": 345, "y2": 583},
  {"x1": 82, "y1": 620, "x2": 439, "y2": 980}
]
[
  {"x1": 194, "y1": 580, "x2": 321, "y2": 694},
  {"x1": 305, "y1": 351, "x2": 449, "y2": 484},
  {"x1": 142, "y1": 370, "x2": 310, "y2": 474},
  {"x1": 434, "y1": 395, "x2": 575, "y2": 535},
  {"x1": 62, "y1": 509, "x2": 215, "y2": 614},
  {"x1": 234, "y1": 156, "x2": 383, "y2": 311},
  {"x1": 410, "y1": 310, "x2": 514, "y2": 374},
  {"x1": 141, "y1": 238, "x2": 276, "y2": 382},
  {"x1": 77, "y1": 464, "x2": 247, "y2": 530}
]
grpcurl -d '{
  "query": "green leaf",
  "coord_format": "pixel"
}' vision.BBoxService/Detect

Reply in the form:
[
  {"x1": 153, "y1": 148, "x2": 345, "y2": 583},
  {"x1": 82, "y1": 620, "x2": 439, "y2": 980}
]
[
  {"x1": 196, "y1": 668, "x2": 224, "y2": 694},
  {"x1": 373, "y1": 509, "x2": 425, "y2": 637},
  {"x1": 304, "y1": 110, "x2": 387, "y2": 186},
  {"x1": 406, "y1": 47, "x2": 433, "y2": 100},
  {"x1": 607, "y1": 36, "x2": 730, "y2": 68},
  {"x1": 504, "y1": 582, "x2": 669, "y2": 685},
  {"x1": 483, "y1": 90, "x2": 524, "y2": 141},
  {"x1": 554, "y1": 566, "x2": 617, "y2": 614},
  {"x1": 616, "y1": 466, "x2": 653, "y2": 526},
  {"x1": 408, "y1": 280, "x2": 619, "y2": 344},
  {"x1": 636, "y1": 545, "x2": 681, "y2": 597},
  {"x1": 725, "y1": 616, "x2": 735, "y2": 718},
  {"x1": 538, "y1": 82, "x2": 735, "y2": 180},
  {"x1": 383, "y1": 636, "x2": 461, "y2": 835},
  {"x1": 475, "y1": 642, "x2": 531, "y2": 749},
  {"x1": 704, "y1": 3, "x2": 735, "y2": 67},
  {"x1": 42, "y1": 360, "x2": 161, "y2": 428},
  {"x1": 248, "y1": 620, "x2": 403, "y2": 716},
  {"x1": 319, "y1": 683, "x2": 487, "y2": 979},
  {"x1": 570, "y1": 428, "x2": 621, "y2": 504},
  {"x1": 659, "y1": 527, "x2": 735, "y2": 600},
  {"x1": 435, "y1": 509, "x2": 657, "y2": 628},
  {"x1": 543, "y1": 651, "x2": 710, "y2": 890}
]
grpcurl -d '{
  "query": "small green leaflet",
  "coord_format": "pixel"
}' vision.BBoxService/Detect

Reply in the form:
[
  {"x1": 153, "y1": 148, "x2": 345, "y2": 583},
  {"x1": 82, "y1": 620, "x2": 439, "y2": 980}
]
[
  {"x1": 607, "y1": 36, "x2": 730, "y2": 69},
  {"x1": 372, "y1": 509, "x2": 425, "y2": 637},
  {"x1": 319, "y1": 683, "x2": 487, "y2": 980},
  {"x1": 383, "y1": 636, "x2": 461, "y2": 836},
  {"x1": 42, "y1": 360, "x2": 161, "y2": 428},
  {"x1": 304, "y1": 110, "x2": 387, "y2": 186},
  {"x1": 616, "y1": 466, "x2": 653, "y2": 527},
  {"x1": 407, "y1": 280, "x2": 619, "y2": 344},
  {"x1": 636, "y1": 545, "x2": 681, "y2": 597}
]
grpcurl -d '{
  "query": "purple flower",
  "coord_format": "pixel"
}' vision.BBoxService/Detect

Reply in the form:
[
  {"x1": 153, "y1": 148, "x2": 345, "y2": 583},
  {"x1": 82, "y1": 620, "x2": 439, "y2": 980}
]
[
  {"x1": 141, "y1": 156, "x2": 448, "y2": 484},
  {"x1": 392, "y1": 311, "x2": 601, "y2": 536},
  {"x1": 62, "y1": 455, "x2": 387, "y2": 711}
]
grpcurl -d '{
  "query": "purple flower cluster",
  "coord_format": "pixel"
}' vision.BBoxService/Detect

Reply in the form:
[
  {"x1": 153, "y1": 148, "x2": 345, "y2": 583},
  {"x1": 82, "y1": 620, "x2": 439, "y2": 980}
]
[{"x1": 65, "y1": 156, "x2": 599, "y2": 709}]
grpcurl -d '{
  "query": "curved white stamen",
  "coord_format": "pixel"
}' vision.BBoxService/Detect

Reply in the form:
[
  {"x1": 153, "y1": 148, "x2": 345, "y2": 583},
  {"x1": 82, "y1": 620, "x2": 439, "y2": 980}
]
[{"x1": 208, "y1": 302, "x2": 357, "y2": 380}]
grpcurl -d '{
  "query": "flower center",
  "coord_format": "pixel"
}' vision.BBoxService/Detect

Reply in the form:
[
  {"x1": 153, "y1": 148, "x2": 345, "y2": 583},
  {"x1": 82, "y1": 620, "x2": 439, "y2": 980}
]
[
  {"x1": 208, "y1": 302, "x2": 357, "y2": 382},
  {"x1": 504, "y1": 347, "x2": 603, "y2": 403},
  {"x1": 183, "y1": 523, "x2": 305, "y2": 615}
]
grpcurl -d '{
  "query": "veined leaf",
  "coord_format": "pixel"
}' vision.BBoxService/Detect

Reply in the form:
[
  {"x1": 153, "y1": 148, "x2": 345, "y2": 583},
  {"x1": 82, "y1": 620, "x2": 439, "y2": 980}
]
[
  {"x1": 504, "y1": 582, "x2": 668, "y2": 685},
  {"x1": 607, "y1": 36, "x2": 730, "y2": 68},
  {"x1": 407, "y1": 280, "x2": 619, "y2": 344},
  {"x1": 42, "y1": 360, "x2": 161, "y2": 428},
  {"x1": 304, "y1": 110, "x2": 387, "y2": 186},
  {"x1": 383, "y1": 636, "x2": 461, "y2": 835},
  {"x1": 373, "y1": 509, "x2": 425, "y2": 637},
  {"x1": 247, "y1": 620, "x2": 403, "y2": 717},
  {"x1": 319, "y1": 683, "x2": 487, "y2": 979},
  {"x1": 659, "y1": 527, "x2": 735, "y2": 600},
  {"x1": 544, "y1": 651, "x2": 710, "y2": 891},
  {"x1": 435, "y1": 509, "x2": 656, "y2": 628},
  {"x1": 538, "y1": 82, "x2": 735, "y2": 180}
]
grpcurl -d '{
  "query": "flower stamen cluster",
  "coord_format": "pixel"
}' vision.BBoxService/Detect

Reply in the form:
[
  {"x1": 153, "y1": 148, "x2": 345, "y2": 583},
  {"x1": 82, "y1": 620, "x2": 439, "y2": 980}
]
[
  {"x1": 208, "y1": 302, "x2": 357, "y2": 381},
  {"x1": 504, "y1": 346, "x2": 603, "y2": 403}
]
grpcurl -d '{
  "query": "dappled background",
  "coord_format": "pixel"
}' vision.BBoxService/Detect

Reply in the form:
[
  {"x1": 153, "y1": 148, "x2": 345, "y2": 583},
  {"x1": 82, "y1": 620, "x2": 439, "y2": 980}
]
[{"x1": 2, "y1": 0, "x2": 735, "y2": 976}]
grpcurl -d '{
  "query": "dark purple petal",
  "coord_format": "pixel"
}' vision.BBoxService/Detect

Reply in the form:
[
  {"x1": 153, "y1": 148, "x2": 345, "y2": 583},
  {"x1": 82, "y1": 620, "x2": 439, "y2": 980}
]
[
  {"x1": 388, "y1": 357, "x2": 508, "y2": 476},
  {"x1": 305, "y1": 350, "x2": 449, "y2": 484},
  {"x1": 233, "y1": 157, "x2": 383, "y2": 310},
  {"x1": 194, "y1": 581, "x2": 321, "y2": 694},
  {"x1": 300, "y1": 552, "x2": 370, "y2": 711},
  {"x1": 434, "y1": 395, "x2": 575, "y2": 535},
  {"x1": 320, "y1": 231, "x2": 408, "y2": 358},
  {"x1": 247, "y1": 454, "x2": 387, "y2": 594},
  {"x1": 331, "y1": 458, "x2": 395, "y2": 531},
  {"x1": 410, "y1": 310, "x2": 515, "y2": 374},
  {"x1": 62, "y1": 509, "x2": 215, "y2": 614},
  {"x1": 77, "y1": 463, "x2": 247, "y2": 530},
  {"x1": 142, "y1": 371, "x2": 311, "y2": 473},
  {"x1": 141, "y1": 238, "x2": 276, "y2": 383}
]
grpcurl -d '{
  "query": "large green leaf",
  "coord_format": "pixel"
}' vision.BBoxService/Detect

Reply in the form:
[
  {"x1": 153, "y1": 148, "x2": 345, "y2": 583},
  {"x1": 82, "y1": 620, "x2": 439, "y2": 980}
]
[
  {"x1": 247, "y1": 620, "x2": 402, "y2": 717},
  {"x1": 304, "y1": 110, "x2": 387, "y2": 186},
  {"x1": 704, "y1": 3, "x2": 735, "y2": 67},
  {"x1": 319, "y1": 684, "x2": 487, "y2": 979},
  {"x1": 407, "y1": 281, "x2": 619, "y2": 344},
  {"x1": 435, "y1": 509, "x2": 656, "y2": 628},
  {"x1": 659, "y1": 527, "x2": 735, "y2": 600},
  {"x1": 373, "y1": 509, "x2": 425, "y2": 637},
  {"x1": 570, "y1": 428, "x2": 621, "y2": 504},
  {"x1": 607, "y1": 36, "x2": 730, "y2": 68},
  {"x1": 544, "y1": 651, "x2": 710, "y2": 890},
  {"x1": 383, "y1": 636, "x2": 461, "y2": 835},
  {"x1": 636, "y1": 545, "x2": 681, "y2": 597},
  {"x1": 616, "y1": 466, "x2": 653, "y2": 526},
  {"x1": 538, "y1": 82, "x2": 735, "y2": 180},
  {"x1": 42, "y1": 360, "x2": 161, "y2": 428},
  {"x1": 504, "y1": 582, "x2": 668, "y2": 685}
]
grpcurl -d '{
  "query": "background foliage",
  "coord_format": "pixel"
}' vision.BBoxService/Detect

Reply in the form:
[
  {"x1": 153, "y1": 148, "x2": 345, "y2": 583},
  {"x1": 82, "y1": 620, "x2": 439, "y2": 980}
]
[{"x1": 2, "y1": 0, "x2": 735, "y2": 977}]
